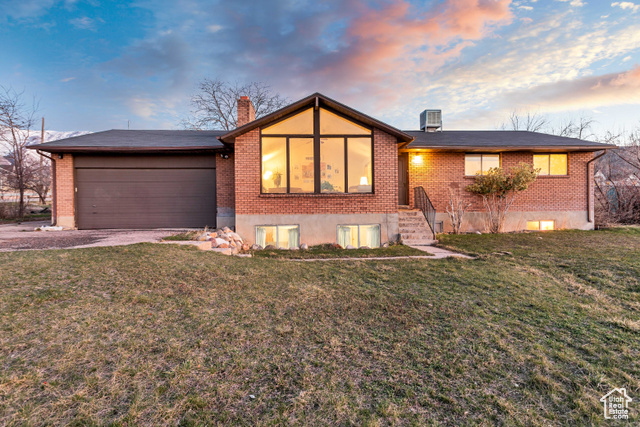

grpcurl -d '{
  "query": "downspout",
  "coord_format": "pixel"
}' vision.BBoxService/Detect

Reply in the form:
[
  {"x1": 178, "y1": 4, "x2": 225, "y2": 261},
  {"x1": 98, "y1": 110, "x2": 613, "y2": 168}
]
[{"x1": 586, "y1": 150, "x2": 607, "y2": 224}]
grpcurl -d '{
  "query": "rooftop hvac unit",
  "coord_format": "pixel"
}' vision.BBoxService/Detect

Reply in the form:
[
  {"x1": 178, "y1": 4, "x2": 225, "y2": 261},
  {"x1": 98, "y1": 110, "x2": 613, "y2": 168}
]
[{"x1": 420, "y1": 109, "x2": 442, "y2": 131}]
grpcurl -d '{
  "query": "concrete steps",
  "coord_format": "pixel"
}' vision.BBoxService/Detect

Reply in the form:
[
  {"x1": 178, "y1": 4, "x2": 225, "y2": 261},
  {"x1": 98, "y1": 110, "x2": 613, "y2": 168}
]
[{"x1": 398, "y1": 209, "x2": 435, "y2": 246}]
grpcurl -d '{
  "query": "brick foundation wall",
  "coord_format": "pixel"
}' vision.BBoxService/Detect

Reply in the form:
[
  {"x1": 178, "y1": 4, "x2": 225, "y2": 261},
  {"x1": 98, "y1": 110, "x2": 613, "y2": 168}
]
[
  {"x1": 54, "y1": 154, "x2": 75, "y2": 228},
  {"x1": 408, "y1": 150, "x2": 594, "y2": 214},
  {"x1": 234, "y1": 128, "x2": 398, "y2": 216}
]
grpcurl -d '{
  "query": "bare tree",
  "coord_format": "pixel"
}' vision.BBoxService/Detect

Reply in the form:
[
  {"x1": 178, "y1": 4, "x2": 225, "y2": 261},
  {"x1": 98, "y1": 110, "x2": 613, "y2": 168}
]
[
  {"x1": 181, "y1": 79, "x2": 288, "y2": 130},
  {"x1": 445, "y1": 187, "x2": 472, "y2": 234},
  {"x1": 594, "y1": 128, "x2": 640, "y2": 225},
  {"x1": 552, "y1": 115, "x2": 595, "y2": 140},
  {"x1": 0, "y1": 87, "x2": 39, "y2": 217},
  {"x1": 501, "y1": 110, "x2": 548, "y2": 132}
]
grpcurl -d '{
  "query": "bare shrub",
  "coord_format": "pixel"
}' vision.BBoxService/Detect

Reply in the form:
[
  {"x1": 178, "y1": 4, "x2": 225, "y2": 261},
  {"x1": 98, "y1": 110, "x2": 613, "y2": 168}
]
[{"x1": 445, "y1": 187, "x2": 471, "y2": 234}]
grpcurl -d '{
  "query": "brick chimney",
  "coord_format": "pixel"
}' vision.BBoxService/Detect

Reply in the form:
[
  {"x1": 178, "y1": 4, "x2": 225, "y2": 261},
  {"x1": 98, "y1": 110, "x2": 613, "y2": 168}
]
[{"x1": 237, "y1": 96, "x2": 255, "y2": 128}]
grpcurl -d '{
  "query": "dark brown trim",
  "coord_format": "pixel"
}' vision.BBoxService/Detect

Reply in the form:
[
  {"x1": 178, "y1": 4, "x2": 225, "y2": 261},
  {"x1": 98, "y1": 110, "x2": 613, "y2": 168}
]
[
  {"x1": 343, "y1": 137, "x2": 348, "y2": 194},
  {"x1": 29, "y1": 146, "x2": 225, "y2": 154},
  {"x1": 286, "y1": 137, "x2": 291, "y2": 193},
  {"x1": 402, "y1": 145, "x2": 617, "y2": 153},
  {"x1": 220, "y1": 92, "x2": 413, "y2": 143},
  {"x1": 313, "y1": 108, "x2": 320, "y2": 193}
]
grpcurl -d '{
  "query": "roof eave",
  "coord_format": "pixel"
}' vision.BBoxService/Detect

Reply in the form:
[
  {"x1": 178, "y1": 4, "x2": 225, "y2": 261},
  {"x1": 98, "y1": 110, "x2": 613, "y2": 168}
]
[
  {"x1": 402, "y1": 144, "x2": 617, "y2": 152},
  {"x1": 29, "y1": 146, "x2": 226, "y2": 154}
]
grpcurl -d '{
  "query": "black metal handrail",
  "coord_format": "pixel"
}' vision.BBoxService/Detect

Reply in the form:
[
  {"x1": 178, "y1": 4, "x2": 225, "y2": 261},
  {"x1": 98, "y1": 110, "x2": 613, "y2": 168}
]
[{"x1": 414, "y1": 186, "x2": 436, "y2": 235}]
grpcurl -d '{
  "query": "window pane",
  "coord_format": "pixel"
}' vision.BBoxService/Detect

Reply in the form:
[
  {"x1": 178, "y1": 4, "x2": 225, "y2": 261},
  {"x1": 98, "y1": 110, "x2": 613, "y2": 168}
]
[
  {"x1": 465, "y1": 154, "x2": 482, "y2": 176},
  {"x1": 550, "y1": 154, "x2": 567, "y2": 175},
  {"x1": 359, "y1": 225, "x2": 380, "y2": 248},
  {"x1": 533, "y1": 155, "x2": 549, "y2": 175},
  {"x1": 289, "y1": 138, "x2": 314, "y2": 193},
  {"x1": 262, "y1": 137, "x2": 287, "y2": 193},
  {"x1": 262, "y1": 108, "x2": 313, "y2": 134},
  {"x1": 526, "y1": 221, "x2": 540, "y2": 231},
  {"x1": 347, "y1": 138, "x2": 372, "y2": 193},
  {"x1": 277, "y1": 225, "x2": 300, "y2": 249},
  {"x1": 540, "y1": 220, "x2": 555, "y2": 231},
  {"x1": 337, "y1": 225, "x2": 358, "y2": 248},
  {"x1": 320, "y1": 108, "x2": 371, "y2": 135},
  {"x1": 482, "y1": 154, "x2": 500, "y2": 173},
  {"x1": 320, "y1": 138, "x2": 345, "y2": 193},
  {"x1": 256, "y1": 226, "x2": 277, "y2": 247}
]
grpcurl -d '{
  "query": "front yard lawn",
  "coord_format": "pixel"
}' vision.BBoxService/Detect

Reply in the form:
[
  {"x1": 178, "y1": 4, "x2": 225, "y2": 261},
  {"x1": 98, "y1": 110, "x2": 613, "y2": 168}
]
[
  {"x1": 1, "y1": 228, "x2": 639, "y2": 425},
  {"x1": 251, "y1": 243, "x2": 430, "y2": 259}
]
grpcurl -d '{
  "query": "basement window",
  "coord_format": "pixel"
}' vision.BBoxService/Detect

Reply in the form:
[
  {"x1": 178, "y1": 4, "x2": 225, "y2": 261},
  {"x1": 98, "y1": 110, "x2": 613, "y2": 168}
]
[
  {"x1": 256, "y1": 225, "x2": 300, "y2": 249},
  {"x1": 337, "y1": 224, "x2": 380, "y2": 248},
  {"x1": 527, "y1": 220, "x2": 555, "y2": 231}
]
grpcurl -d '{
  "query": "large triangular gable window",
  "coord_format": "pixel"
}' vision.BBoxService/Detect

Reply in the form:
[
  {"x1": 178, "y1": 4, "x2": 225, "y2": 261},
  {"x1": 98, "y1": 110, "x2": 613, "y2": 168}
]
[{"x1": 261, "y1": 108, "x2": 373, "y2": 194}]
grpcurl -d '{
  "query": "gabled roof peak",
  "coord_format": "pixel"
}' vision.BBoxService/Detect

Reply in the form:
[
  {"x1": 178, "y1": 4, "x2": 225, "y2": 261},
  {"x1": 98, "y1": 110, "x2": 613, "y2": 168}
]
[{"x1": 219, "y1": 92, "x2": 413, "y2": 143}]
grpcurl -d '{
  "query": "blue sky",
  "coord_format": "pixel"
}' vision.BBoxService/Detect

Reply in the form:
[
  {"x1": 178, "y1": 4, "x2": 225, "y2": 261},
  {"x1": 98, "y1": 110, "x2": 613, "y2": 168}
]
[{"x1": 0, "y1": 0, "x2": 639, "y2": 136}]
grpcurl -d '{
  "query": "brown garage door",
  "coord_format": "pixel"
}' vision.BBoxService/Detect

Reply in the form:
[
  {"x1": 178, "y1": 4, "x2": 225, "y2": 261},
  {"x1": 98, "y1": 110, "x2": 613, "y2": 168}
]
[{"x1": 75, "y1": 155, "x2": 216, "y2": 229}]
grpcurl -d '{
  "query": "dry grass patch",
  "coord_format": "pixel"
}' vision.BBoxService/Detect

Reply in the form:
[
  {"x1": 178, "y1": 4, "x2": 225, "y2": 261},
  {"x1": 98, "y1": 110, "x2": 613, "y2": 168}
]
[{"x1": 0, "y1": 229, "x2": 639, "y2": 424}]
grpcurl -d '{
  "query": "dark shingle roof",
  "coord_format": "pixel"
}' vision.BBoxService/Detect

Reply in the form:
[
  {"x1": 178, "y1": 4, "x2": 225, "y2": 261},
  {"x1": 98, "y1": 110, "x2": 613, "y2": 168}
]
[
  {"x1": 31, "y1": 130, "x2": 227, "y2": 153},
  {"x1": 404, "y1": 130, "x2": 616, "y2": 151}
]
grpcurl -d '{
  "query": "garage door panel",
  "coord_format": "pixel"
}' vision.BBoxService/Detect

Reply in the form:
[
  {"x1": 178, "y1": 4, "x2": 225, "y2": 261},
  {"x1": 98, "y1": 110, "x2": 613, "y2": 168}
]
[
  {"x1": 76, "y1": 197, "x2": 216, "y2": 213},
  {"x1": 76, "y1": 169, "x2": 216, "y2": 183},
  {"x1": 77, "y1": 181, "x2": 215, "y2": 199},
  {"x1": 76, "y1": 157, "x2": 217, "y2": 229}
]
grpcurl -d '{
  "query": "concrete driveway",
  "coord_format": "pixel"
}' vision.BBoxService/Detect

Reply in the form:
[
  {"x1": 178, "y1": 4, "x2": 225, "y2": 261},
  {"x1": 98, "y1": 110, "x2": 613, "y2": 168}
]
[{"x1": 0, "y1": 221, "x2": 189, "y2": 251}]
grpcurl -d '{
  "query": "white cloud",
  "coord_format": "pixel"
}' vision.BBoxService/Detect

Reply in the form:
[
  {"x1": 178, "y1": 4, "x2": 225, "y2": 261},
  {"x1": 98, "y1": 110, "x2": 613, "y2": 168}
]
[
  {"x1": 69, "y1": 16, "x2": 94, "y2": 30},
  {"x1": 60, "y1": 77, "x2": 76, "y2": 82},
  {"x1": 556, "y1": 0, "x2": 586, "y2": 6},
  {"x1": 519, "y1": 5, "x2": 534, "y2": 10},
  {"x1": 611, "y1": 2, "x2": 640, "y2": 12},
  {"x1": 206, "y1": 24, "x2": 223, "y2": 33},
  {"x1": 623, "y1": 55, "x2": 632, "y2": 61},
  {"x1": 399, "y1": 13, "x2": 640, "y2": 129}
]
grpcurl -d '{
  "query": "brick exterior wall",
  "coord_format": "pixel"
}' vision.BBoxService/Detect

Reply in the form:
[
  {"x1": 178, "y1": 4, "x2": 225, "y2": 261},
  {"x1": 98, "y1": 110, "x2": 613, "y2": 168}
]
[
  {"x1": 407, "y1": 151, "x2": 594, "y2": 213},
  {"x1": 234, "y1": 127, "x2": 399, "y2": 216},
  {"x1": 216, "y1": 152, "x2": 235, "y2": 209},
  {"x1": 54, "y1": 154, "x2": 75, "y2": 227}
]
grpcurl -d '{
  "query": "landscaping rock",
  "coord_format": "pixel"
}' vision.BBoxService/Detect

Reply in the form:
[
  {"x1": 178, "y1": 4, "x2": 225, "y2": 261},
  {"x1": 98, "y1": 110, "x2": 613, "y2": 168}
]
[
  {"x1": 360, "y1": 246, "x2": 371, "y2": 249},
  {"x1": 241, "y1": 243, "x2": 250, "y2": 251},
  {"x1": 264, "y1": 245, "x2": 277, "y2": 250},
  {"x1": 251, "y1": 244, "x2": 263, "y2": 250},
  {"x1": 222, "y1": 227, "x2": 232, "y2": 233},
  {"x1": 218, "y1": 243, "x2": 229, "y2": 249},
  {"x1": 213, "y1": 238, "x2": 227, "y2": 247},
  {"x1": 300, "y1": 243, "x2": 308, "y2": 250},
  {"x1": 382, "y1": 242, "x2": 389, "y2": 248},
  {"x1": 330, "y1": 243, "x2": 343, "y2": 250},
  {"x1": 346, "y1": 245, "x2": 356, "y2": 249}
]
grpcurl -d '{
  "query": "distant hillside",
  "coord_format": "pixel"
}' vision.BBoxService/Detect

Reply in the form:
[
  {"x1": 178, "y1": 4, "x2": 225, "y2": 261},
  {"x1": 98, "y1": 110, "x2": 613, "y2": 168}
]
[{"x1": 1, "y1": 130, "x2": 91, "y2": 155}]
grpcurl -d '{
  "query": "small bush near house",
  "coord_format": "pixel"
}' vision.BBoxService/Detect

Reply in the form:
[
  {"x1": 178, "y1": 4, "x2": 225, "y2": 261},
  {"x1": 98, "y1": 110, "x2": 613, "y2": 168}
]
[{"x1": 466, "y1": 163, "x2": 538, "y2": 233}]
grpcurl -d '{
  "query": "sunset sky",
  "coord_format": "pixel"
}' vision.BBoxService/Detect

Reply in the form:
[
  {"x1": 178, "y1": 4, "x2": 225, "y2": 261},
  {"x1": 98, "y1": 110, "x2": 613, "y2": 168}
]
[{"x1": 1, "y1": 0, "x2": 639, "y2": 136}]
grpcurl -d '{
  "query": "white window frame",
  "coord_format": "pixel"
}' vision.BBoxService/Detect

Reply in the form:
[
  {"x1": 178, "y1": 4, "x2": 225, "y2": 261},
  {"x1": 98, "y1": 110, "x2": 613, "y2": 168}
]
[
  {"x1": 255, "y1": 224, "x2": 300, "y2": 248},
  {"x1": 336, "y1": 224, "x2": 381, "y2": 248}
]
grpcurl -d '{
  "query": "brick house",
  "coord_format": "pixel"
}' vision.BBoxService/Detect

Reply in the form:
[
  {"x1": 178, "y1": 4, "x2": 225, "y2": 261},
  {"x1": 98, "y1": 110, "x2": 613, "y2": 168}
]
[{"x1": 33, "y1": 93, "x2": 615, "y2": 247}]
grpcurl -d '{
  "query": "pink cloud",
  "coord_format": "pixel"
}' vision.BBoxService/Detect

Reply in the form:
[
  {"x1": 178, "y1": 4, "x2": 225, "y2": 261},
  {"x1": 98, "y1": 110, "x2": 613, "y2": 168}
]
[
  {"x1": 502, "y1": 66, "x2": 640, "y2": 111},
  {"x1": 302, "y1": 0, "x2": 513, "y2": 107}
]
